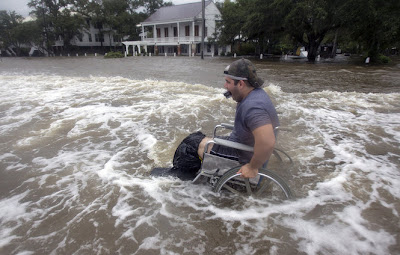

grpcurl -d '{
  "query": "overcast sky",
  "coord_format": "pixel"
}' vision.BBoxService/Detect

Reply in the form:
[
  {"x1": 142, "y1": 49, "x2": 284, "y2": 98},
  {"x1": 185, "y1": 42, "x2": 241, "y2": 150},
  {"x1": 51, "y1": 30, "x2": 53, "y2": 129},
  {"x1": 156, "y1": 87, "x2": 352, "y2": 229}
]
[{"x1": 0, "y1": 0, "x2": 206, "y2": 17}]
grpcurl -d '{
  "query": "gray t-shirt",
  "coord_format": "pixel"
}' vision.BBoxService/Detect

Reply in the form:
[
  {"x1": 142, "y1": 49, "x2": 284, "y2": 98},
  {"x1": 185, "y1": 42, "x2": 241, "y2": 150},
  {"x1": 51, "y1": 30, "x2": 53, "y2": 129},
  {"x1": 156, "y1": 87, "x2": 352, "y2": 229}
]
[{"x1": 229, "y1": 88, "x2": 279, "y2": 162}]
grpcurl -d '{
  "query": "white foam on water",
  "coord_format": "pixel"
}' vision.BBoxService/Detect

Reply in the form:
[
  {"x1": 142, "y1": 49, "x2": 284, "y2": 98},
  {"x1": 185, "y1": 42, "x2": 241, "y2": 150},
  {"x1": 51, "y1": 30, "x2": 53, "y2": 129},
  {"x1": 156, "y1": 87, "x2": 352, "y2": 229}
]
[
  {"x1": 0, "y1": 192, "x2": 30, "y2": 248},
  {"x1": 15, "y1": 251, "x2": 35, "y2": 255},
  {"x1": 0, "y1": 74, "x2": 399, "y2": 254},
  {"x1": 270, "y1": 87, "x2": 399, "y2": 254}
]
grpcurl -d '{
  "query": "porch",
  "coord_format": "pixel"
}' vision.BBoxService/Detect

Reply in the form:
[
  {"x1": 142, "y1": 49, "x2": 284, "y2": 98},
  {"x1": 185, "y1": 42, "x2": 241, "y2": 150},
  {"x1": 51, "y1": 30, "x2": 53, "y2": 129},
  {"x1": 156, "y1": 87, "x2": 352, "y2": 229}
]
[{"x1": 122, "y1": 37, "x2": 207, "y2": 56}]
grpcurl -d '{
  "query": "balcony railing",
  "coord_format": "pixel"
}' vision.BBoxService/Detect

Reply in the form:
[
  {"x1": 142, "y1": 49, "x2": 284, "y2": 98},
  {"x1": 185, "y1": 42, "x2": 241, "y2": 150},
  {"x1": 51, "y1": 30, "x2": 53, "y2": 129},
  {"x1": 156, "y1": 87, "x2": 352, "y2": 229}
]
[
  {"x1": 143, "y1": 36, "x2": 203, "y2": 44},
  {"x1": 54, "y1": 40, "x2": 64, "y2": 46}
]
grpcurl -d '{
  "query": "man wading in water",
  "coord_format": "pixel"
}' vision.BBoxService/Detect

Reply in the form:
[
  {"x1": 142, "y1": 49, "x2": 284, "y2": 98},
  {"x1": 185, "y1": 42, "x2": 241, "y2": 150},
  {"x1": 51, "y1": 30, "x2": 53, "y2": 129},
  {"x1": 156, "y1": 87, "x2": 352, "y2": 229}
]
[{"x1": 152, "y1": 59, "x2": 279, "y2": 180}]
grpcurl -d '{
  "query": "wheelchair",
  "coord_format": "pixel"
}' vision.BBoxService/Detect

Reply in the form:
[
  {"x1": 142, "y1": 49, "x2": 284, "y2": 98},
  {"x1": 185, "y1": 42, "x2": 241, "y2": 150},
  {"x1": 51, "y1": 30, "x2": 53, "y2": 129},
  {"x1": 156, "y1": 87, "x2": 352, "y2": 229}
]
[{"x1": 192, "y1": 123, "x2": 293, "y2": 200}]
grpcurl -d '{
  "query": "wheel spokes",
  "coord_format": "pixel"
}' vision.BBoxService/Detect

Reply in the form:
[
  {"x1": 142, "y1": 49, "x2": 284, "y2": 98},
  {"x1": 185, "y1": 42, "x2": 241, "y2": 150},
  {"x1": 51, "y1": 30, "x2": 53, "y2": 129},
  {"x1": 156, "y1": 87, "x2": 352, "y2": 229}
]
[
  {"x1": 214, "y1": 168, "x2": 292, "y2": 200},
  {"x1": 222, "y1": 183, "x2": 240, "y2": 194},
  {"x1": 244, "y1": 179, "x2": 252, "y2": 195},
  {"x1": 255, "y1": 180, "x2": 270, "y2": 197}
]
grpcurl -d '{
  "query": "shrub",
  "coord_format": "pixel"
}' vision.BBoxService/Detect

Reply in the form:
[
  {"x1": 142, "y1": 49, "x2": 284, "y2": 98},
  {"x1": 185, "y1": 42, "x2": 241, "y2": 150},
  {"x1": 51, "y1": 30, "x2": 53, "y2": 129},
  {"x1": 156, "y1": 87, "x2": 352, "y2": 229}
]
[
  {"x1": 104, "y1": 51, "x2": 124, "y2": 58},
  {"x1": 377, "y1": 54, "x2": 391, "y2": 64},
  {"x1": 236, "y1": 43, "x2": 255, "y2": 56}
]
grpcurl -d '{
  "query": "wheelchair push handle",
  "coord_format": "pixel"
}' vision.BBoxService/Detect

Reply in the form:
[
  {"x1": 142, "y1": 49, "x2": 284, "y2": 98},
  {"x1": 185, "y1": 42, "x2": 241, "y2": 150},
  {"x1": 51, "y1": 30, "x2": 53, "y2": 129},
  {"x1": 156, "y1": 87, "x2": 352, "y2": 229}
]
[
  {"x1": 274, "y1": 126, "x2": 292, "y2": 132},
  {"x1": 213, "y1": 123, "x2": 234, "y2": 137},
  {"x1": 220, "y1": 123, "x2": 234, "y2": 129}
]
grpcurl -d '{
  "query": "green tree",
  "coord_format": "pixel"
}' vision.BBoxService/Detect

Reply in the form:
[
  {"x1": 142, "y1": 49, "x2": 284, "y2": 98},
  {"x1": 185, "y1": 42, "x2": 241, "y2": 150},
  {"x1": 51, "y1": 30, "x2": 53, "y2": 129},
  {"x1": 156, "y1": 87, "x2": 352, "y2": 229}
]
[
  {"x1": 0, "y1": 11, "x2": 43, "y2": 56},
  {"x1": 28, "y1": 0, "x2": 85, "y2": 54},
  {"x1": 28, "y1": 0, "x2": 56, "y2": 55},
  {"x1": 142, "y1": 0, "x2": 172, "y2": 15},
  {"x1": 70, "y1": 0, "x2": 155, "y2": 49},
  {"x1": 14, "y1": 21, "x2": 43, "y2": 54},
  {"x1": 69, "y1": 0, "x2": 108, "y2": 49},
  {"x1": 215, "y1": 0, "x2": 245, "y2": 49},
  {"x1": 56, "y1": 9, "x2": 85, "y2": 50},
  {"x1": 0, "y1": 11, "x2": 24, "y2": 55},
  {"x1": 103, "y1": 0, "x2": 131, "y2": 48},
  {"x1": 278, "y1": 0, "x2": 346, "y2": 61},
  {"x1": 345, "y1": 0, "x2": 400, "y2": 62},
  {"x1": 241, "y1": 0, "x2": 289, "y2": 54}
]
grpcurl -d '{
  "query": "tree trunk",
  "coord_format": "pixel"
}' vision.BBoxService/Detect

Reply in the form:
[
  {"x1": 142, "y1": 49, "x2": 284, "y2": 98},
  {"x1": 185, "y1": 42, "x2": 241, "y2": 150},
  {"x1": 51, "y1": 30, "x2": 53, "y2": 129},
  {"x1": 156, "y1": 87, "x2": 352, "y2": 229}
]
[
  {"x1": 307, "y1": 40, "x2": 319, "y2": 61},
  {"x1": 331, "y1": 29, "x2": 338, "y2": 58},
  {"x1": 307, "y1": 33, "x2": 325, "y2": 62},
  {"x1": 368, "y1": 34, "x2": 379, "y2": 62}
]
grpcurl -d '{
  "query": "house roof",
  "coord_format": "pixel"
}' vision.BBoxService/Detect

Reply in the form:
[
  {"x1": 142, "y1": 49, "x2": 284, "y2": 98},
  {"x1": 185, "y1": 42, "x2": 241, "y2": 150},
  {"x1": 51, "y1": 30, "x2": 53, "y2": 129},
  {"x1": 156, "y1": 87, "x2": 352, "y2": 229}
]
[{"x1": 143, "y1": 1, "x2": 213, "y2": 23}]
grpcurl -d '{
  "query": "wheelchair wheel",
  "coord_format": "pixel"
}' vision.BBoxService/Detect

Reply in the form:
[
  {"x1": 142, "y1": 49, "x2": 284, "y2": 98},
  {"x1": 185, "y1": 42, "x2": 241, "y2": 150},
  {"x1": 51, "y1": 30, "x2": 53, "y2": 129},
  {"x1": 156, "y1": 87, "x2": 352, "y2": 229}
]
[
  {"x1": 273, "y1": 148, "x2": 293, "y2": 164},
  {"x1": 213, "y1": 166, "x2": 292, "y2": 200}
]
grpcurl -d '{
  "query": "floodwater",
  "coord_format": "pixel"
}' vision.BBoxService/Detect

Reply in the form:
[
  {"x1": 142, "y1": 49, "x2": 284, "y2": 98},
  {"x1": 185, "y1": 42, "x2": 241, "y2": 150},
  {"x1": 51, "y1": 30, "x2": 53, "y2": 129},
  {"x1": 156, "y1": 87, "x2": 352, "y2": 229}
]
[{"x1": 0, "y1": 56, "x2": 399, "y2": 254}]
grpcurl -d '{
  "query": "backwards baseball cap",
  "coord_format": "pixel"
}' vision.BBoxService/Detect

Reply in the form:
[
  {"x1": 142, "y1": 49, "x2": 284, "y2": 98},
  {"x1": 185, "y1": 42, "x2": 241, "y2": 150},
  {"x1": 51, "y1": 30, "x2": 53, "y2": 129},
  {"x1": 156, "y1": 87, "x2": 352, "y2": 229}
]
[{"x1": 224, "y1": 58, "x2": 264, "y2": 88}]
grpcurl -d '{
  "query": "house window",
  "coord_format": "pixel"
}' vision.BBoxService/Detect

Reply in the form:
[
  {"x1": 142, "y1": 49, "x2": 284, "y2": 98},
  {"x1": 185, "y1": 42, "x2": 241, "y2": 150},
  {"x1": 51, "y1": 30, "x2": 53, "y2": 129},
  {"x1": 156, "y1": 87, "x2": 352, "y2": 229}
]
[
  {"x1": 77, "y1": 33, "x2": 83, "y2": 42},
  {"x1": 181, "y1": 44, "x2": 188, "y2": 54},
  {"x1": 164, "y1": 27, "x2": 169, "y2": 37},
  {"x1": 185, "y1": 25, "x2": 190, "y2": 36},
  {"x1": 94, "y1": 22, "x2": 103, "y2": 29},
  {"x1": 156, "y1": 28, "x2": 161, "y2": 38},
  {"x1": 88, "y1": 34, "x2": 92, "y2": 42},
  {"x1": 95, "y1": 34, "x2": 104, "y2": 42},
  {"x1": 207, "y1": 44, "x2": 211, "y2": 52},
  {"x1": 204, "y1": 27, "x2": 208, "y2": 38},
  {"x1": 173, "y1": 27, "x2": 178, "y2": 37},
  {"x1": 195, "y1": 25, "x2": 199, "y2": 36}
]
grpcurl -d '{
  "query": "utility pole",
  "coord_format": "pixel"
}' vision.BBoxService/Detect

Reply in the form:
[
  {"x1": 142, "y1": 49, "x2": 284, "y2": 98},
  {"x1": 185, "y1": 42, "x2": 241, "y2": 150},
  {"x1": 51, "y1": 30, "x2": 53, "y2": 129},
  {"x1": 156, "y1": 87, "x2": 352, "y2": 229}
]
[
  {"x1": 201, "y1": 0, "x2": 205, "y2": 59},
  {"x1": 41, "y1": 0, "x2": 50, "y2": 56}
]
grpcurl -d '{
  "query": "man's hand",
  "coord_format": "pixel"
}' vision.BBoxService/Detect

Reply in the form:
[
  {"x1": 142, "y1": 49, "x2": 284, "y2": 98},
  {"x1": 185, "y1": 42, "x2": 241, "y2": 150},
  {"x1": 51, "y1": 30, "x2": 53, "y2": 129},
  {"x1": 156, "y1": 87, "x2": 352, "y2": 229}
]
[{"x1": 237, "y1": 163, "x2": 258, "y2": 178}]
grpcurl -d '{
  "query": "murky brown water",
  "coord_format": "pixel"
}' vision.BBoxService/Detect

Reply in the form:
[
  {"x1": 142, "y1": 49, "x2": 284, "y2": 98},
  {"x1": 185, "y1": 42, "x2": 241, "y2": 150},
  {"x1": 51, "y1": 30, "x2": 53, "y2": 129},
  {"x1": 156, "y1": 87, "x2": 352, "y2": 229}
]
[{"x1": 0, "y1": 56, "x2": 399, "y2": 254}]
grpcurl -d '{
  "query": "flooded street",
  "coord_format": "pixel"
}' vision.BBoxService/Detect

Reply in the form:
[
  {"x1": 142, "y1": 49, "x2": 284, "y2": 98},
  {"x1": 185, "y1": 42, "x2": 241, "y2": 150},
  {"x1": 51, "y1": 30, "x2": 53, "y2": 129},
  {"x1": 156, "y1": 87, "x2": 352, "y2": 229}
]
[{"x1": 0, "y1": 56, "x2": 399, "y2": 254}]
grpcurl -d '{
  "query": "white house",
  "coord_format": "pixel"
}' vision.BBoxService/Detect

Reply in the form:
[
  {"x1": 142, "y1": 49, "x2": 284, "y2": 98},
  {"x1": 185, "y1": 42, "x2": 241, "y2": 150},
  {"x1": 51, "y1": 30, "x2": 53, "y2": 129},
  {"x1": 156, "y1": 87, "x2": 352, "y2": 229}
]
[
  {"x1": 53, "y1": 19, "x2": 120, "y2": 51},
  {"x1": 122, "y1": 0, "x2": 230, "y2": 56}
]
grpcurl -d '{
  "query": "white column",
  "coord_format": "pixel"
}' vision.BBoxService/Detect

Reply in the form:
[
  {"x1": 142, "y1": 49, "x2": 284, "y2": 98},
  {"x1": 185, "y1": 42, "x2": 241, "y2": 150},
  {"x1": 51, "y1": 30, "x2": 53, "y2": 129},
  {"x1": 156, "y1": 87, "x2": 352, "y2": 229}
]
[
  {"x1": 154, "y1": 24, "x2": 157, "y2": 41},
  {"x1": 138, "y1": 45, "x2": 141, "y2": 54},
  {"x1": 192, "y1": 21, "x2": 195, "y2": 42},
  {"x1": 177, "y1": 22, "x2": 180, "y2": 43},
  {"x1": 141, "y1": 25, "x2": 144, "y2": 41}
]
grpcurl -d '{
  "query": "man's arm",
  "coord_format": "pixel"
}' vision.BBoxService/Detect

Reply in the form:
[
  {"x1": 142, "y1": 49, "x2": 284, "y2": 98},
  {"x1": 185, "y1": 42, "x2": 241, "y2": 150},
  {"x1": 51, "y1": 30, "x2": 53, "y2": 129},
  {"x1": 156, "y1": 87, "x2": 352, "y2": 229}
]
[{"x1": 237, "y1": 124, "x2": 276, "y2": 178}]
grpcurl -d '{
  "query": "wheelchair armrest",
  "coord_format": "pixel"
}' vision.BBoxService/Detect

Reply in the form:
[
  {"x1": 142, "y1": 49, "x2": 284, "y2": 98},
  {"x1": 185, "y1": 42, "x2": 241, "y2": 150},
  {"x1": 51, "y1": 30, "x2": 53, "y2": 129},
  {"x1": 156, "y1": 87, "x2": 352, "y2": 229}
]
[
  {"x1": 213, "y1": 123, "x2": 234, "y2": 137},
  {"x1": 215, "y1": 124, "x2": 292, "y2": 137},
  {"x1": 213, "y1": 138, "x2": 254, "y2": 152}
]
